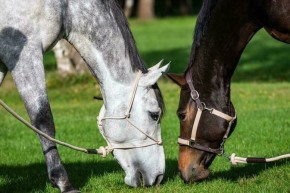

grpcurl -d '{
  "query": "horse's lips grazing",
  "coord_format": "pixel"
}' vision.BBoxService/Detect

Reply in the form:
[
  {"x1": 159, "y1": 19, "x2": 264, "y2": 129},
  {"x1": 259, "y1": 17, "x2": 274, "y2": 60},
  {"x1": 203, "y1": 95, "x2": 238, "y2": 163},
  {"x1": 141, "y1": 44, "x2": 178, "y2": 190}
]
[
  {"x1": 178, "y1": 164, "x2": 210, "y2": 183},
  {"x1": 124, "y1": 171, "x2": 163, "y2": 187},
  {"x1": 113, "y1": 145, "x2": 165, "y2": 187}
]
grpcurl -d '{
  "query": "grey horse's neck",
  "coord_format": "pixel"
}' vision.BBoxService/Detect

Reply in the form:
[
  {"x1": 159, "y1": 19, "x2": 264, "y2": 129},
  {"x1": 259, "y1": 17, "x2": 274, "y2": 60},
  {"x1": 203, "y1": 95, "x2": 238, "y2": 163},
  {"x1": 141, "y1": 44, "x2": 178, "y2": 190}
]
[{"x1": 63, "y1": 0, "x2": 144, "y2": 104}]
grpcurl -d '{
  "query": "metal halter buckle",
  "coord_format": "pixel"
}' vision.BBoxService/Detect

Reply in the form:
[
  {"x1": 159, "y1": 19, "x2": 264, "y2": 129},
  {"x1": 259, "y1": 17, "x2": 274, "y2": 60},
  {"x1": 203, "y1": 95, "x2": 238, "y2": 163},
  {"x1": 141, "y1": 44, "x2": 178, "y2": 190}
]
[
  {"x1": 190, "y1": 90, "x2": 199, "y2": 100},
  {"x1": 189, "y1": 139, "x2": 195, "y2": 147},
  {"x1": 201, "y1": 102, "x2": 213, "y2": 112}
]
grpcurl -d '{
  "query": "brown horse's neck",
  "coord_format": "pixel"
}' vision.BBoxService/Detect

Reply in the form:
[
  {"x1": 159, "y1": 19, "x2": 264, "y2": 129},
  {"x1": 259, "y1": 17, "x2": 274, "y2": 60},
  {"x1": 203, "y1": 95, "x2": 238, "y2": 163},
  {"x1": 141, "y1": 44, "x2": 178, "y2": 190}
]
[{"x1": 187, "y1": 0, "x2": 261, "y2": 110}]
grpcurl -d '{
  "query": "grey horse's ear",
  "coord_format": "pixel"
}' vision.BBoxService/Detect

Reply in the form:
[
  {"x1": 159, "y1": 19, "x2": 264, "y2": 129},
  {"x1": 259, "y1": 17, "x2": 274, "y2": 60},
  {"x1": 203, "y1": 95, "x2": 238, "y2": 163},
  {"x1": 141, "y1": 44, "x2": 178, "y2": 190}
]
[
  {"x1": 139, "y1": 63, "x2": 170, "y2": 87},
  {"x1": 148, "y1": 59, "x2": 163, "y2": 71}
]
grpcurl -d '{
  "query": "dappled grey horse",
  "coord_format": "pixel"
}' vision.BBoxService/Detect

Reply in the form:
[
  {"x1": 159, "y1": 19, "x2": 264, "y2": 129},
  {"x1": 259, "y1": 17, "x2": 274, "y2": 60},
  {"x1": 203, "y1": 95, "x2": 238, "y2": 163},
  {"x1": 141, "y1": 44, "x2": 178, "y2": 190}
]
[{"x1": 0, "y1": 0, "x2": 169, "y2": 192}]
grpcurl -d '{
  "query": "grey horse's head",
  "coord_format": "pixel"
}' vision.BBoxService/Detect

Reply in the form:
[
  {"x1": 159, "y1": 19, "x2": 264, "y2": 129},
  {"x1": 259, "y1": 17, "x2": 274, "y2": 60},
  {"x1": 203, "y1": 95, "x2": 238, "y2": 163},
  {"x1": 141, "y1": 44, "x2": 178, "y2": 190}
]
[{"x1": 97, "y1": 63, "x2": 169, "y2": 187}]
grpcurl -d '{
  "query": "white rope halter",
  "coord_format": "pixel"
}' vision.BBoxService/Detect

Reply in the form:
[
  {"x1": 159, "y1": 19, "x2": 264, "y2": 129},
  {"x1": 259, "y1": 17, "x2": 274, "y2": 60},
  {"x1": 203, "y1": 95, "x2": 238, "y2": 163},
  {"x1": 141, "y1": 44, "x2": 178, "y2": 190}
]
[{"x1": 97, "y1": 70, "x2": 162, "y2": 151}]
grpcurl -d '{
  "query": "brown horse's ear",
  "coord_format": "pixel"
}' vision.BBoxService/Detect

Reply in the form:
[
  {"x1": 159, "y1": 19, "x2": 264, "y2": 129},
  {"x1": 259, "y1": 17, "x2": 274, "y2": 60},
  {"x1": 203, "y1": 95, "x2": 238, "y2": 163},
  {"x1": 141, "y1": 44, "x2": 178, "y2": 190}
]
[{"x1": 165, "y1": 73, "x2": 186, "y2": 87}]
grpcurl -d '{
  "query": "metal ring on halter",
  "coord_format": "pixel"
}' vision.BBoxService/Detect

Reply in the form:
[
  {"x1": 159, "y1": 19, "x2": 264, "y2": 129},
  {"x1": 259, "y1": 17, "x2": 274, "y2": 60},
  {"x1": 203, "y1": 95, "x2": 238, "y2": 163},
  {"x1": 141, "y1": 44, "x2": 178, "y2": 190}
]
[
  {"x1": 201, "y1": 102, "x2": 213, "y2": 112},
  {"x1": 190, "y1": 90, "x2": 199, "y2": 100}
]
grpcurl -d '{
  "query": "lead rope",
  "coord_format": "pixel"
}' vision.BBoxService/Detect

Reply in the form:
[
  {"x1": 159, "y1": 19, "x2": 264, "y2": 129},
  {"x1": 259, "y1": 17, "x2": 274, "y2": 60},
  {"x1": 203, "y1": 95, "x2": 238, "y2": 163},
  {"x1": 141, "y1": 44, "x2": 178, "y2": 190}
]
[
  {"x1": 0, "y1": 99, "x2": 112, "y2": 157},
  {"x1": 228, "y1": 153, "x2": 290, "y2": 165}
]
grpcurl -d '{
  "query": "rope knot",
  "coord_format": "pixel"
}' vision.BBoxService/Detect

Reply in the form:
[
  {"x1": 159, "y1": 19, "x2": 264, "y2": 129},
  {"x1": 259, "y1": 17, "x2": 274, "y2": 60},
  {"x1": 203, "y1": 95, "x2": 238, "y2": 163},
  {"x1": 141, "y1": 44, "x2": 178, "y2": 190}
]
[
  {"x1": 98, "y1": 146, "x2": 113, "y2": 158},
  {"x1": 125, "y1": 113, "x2": 130, "y2": 118},
  {"x1": 230, "y1": 153, "x2": 238, "y2": 165}
]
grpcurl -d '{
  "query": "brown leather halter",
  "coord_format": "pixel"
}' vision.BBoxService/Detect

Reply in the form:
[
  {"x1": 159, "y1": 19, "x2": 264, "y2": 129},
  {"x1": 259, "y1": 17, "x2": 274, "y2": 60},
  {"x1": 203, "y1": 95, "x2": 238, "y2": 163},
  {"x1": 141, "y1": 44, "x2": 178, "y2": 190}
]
[{"x1": 177, "y1": 71, "x2": 236, "y2": 155}]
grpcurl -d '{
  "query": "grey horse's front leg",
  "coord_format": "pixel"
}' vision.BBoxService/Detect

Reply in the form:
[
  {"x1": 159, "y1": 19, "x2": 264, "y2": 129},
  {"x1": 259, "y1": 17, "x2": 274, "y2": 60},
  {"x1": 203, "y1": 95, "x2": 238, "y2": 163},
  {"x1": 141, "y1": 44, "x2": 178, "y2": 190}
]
[{"x1": 9, "y1": 48, "x2": 79, "y2": 193}]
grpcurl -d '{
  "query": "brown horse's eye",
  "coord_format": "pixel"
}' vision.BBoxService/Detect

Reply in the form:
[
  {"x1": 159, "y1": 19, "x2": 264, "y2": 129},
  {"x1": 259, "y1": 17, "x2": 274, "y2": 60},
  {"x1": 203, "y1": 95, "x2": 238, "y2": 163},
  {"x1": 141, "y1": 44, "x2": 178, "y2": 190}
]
[{"x1": 177, "y1": 112, "x2": 186, "y2": 121}]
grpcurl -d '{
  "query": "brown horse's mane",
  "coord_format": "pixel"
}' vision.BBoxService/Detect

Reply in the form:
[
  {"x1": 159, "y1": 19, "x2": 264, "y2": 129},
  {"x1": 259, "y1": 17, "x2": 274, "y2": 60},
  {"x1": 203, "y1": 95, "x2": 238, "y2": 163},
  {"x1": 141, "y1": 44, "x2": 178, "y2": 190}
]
[{"x1": 186, "y1": 0, "x2": 218, "y2": 73}]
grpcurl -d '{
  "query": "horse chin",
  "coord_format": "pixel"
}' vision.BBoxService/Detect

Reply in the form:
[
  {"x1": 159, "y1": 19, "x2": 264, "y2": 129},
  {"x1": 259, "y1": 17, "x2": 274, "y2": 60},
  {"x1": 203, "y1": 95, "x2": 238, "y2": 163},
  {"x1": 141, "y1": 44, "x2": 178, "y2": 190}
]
[
  {"x1": 113, "y1": 146, "x2": 165, "y2": 187},
  {"x1": 192, "y1": 166, "x2": 210, "y2": 182},
  {"x1": 178, "y1": 153, "x2": 213, "y2": 183},
  {"x1": 124, "y1": 170, "x2": 164, "y2": 187}
]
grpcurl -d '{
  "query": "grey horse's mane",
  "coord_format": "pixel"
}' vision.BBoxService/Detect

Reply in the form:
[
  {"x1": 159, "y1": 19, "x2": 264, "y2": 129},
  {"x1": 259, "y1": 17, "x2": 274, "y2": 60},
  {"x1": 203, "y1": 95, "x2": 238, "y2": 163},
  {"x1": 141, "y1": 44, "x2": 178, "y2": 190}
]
[
  {"x1": 104, "y1": 0, "x2": 146, "y2": 73},
  {"x1": 104, "y1": 0, "x2": 165, "y2": 117}
]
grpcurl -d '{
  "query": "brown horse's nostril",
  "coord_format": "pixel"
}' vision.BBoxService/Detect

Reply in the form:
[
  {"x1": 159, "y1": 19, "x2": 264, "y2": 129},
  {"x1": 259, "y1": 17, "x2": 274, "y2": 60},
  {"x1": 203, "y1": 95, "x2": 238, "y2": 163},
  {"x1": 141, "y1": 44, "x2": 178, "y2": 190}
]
[
  {"x1": 178, "y1": 169, "x2": 192, "y2": 183},
  {"x1": 192, "y1": 168, "x2": 210, "y2": 182}
]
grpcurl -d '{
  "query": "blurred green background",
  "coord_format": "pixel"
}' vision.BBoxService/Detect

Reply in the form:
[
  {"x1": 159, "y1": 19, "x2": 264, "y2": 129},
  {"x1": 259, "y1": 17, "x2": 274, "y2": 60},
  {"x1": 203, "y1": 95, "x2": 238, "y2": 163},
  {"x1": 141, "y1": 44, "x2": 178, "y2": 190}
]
[
  {"x1": 44, "y1": 16, "x2": 290, "y2": 82},
  {"x1": 1, "y1": 4, "x2": 290, "y2": 193}
]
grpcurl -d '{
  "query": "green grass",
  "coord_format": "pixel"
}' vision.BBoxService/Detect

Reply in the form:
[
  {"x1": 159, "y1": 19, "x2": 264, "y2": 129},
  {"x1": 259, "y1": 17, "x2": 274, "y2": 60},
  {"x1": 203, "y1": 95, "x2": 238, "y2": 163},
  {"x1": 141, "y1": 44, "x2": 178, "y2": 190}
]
[{"x1": 1, "y1": 16, "x2": 290, "y2": 192}]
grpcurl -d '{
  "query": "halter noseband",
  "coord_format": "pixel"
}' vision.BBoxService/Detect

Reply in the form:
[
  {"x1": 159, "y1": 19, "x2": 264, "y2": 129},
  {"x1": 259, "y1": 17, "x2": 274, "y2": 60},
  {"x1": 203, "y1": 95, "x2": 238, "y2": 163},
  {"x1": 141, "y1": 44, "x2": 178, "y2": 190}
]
[
  {"x1": 97, "y1": 70, "x2": 162, "y2": 152},
  {"x1": 177, "y1": 72, "x2": 236, "y2": 155}
]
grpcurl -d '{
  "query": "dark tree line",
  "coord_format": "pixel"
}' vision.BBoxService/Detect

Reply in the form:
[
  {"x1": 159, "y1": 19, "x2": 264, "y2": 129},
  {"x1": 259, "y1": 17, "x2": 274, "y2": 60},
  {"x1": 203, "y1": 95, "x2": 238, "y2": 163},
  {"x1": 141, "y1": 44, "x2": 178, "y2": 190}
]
[{"x1": 118, "y1": 0, "x2": 203, "y2": 19}]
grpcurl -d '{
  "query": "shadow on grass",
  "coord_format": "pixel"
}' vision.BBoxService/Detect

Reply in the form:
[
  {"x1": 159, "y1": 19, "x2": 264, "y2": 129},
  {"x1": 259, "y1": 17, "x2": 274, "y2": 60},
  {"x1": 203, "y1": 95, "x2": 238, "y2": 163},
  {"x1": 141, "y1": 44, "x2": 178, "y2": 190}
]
[
  {"x1": 0, "y1": 159, "x2": 178, "y2": 192},
  {"x1": 140, "y1": 47, "x2": 191, "y2": 74},
  {"x1": 209, "y1": 159, "x2": 290, "y2": 182},
  {"x1": 233, "y1": 39, "x2": 290, "y2": 82},
  {"x1": 163, "y1": 159, "x2": 179, "y2": 182},
  {"x1": 0, "y1": 160, "x2": 120, "y2": 193},
  {"x1": 0, "y1": 157, "x2": 288, "y2": 192}
]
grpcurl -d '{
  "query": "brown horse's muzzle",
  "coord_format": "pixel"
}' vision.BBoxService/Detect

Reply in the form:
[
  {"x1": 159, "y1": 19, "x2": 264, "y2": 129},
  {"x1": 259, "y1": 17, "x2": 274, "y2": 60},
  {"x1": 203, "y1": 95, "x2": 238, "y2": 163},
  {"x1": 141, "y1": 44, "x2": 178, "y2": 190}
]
[
  {"x1": 178, "y1": 164, "x2": 210, "y2": 183},
  {"x1": 178, "y1": 146, "x2": 213, "y2": 183}
]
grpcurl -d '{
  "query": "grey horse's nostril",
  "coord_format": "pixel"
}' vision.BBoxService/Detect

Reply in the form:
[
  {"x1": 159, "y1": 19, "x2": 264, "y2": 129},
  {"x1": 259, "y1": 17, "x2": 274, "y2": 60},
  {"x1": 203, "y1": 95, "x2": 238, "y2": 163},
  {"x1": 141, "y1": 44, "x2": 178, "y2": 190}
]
[
  {"x1": 137, "y1": 171, "x2": 144, "y2": 186},
  {"x1": 154, "y1": 174, "x2": 164, "y2": 185}
]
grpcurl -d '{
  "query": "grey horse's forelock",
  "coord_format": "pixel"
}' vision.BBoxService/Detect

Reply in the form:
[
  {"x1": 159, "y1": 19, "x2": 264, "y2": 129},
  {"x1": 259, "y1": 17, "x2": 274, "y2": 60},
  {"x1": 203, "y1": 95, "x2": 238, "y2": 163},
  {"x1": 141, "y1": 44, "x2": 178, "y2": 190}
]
[{"x1": 152, "y1": 83, "x2": 165, "y2": 119}]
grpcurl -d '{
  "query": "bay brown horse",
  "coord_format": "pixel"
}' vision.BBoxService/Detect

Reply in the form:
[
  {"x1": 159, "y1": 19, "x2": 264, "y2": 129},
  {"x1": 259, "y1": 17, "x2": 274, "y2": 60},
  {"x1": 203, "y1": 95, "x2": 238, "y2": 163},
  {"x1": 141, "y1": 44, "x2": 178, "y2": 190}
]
[{"x1": 167, "y1": 0, "x2": 290, "y2": 182}]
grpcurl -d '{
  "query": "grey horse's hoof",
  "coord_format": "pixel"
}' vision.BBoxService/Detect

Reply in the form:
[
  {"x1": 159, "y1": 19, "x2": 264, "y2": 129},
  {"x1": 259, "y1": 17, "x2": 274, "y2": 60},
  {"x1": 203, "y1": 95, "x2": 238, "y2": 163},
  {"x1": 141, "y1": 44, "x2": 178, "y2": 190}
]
[
  {"x1": 60, "y1": 184, "x2": 80, "y2": 193},
  {"x1": 49, "y1": 166, "x2": 79, "y2": 193},
  {"x1": 63, "y1": 190, "x2": 81, "y2": 193}
]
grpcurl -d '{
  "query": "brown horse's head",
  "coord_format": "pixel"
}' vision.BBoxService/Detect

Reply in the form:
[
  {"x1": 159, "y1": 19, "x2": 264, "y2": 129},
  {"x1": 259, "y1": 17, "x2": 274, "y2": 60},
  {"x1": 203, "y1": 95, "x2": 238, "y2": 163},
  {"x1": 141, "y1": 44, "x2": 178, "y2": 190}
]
[{"x1": 167, "y1": 73, "x2": 237, "y2": 183}]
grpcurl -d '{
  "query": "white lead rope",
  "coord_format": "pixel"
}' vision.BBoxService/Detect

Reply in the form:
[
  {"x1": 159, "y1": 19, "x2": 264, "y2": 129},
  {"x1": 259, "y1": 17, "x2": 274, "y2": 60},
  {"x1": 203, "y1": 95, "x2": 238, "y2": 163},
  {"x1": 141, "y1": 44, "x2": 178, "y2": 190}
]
[
  {"x1": 0, "y1": 99, "x2": 112, "y2": 157},
  {"x1": 229, "y1": 153, "x2": 290, "y2": 165}
]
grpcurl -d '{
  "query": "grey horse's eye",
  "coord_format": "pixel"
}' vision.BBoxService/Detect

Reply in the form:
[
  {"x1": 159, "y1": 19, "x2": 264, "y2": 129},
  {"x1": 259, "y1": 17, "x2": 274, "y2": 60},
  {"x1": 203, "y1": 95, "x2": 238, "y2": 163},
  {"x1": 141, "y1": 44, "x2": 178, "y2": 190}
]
[{"x1": 149, "y1": 111, "x2": 160, "y2": 121}]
